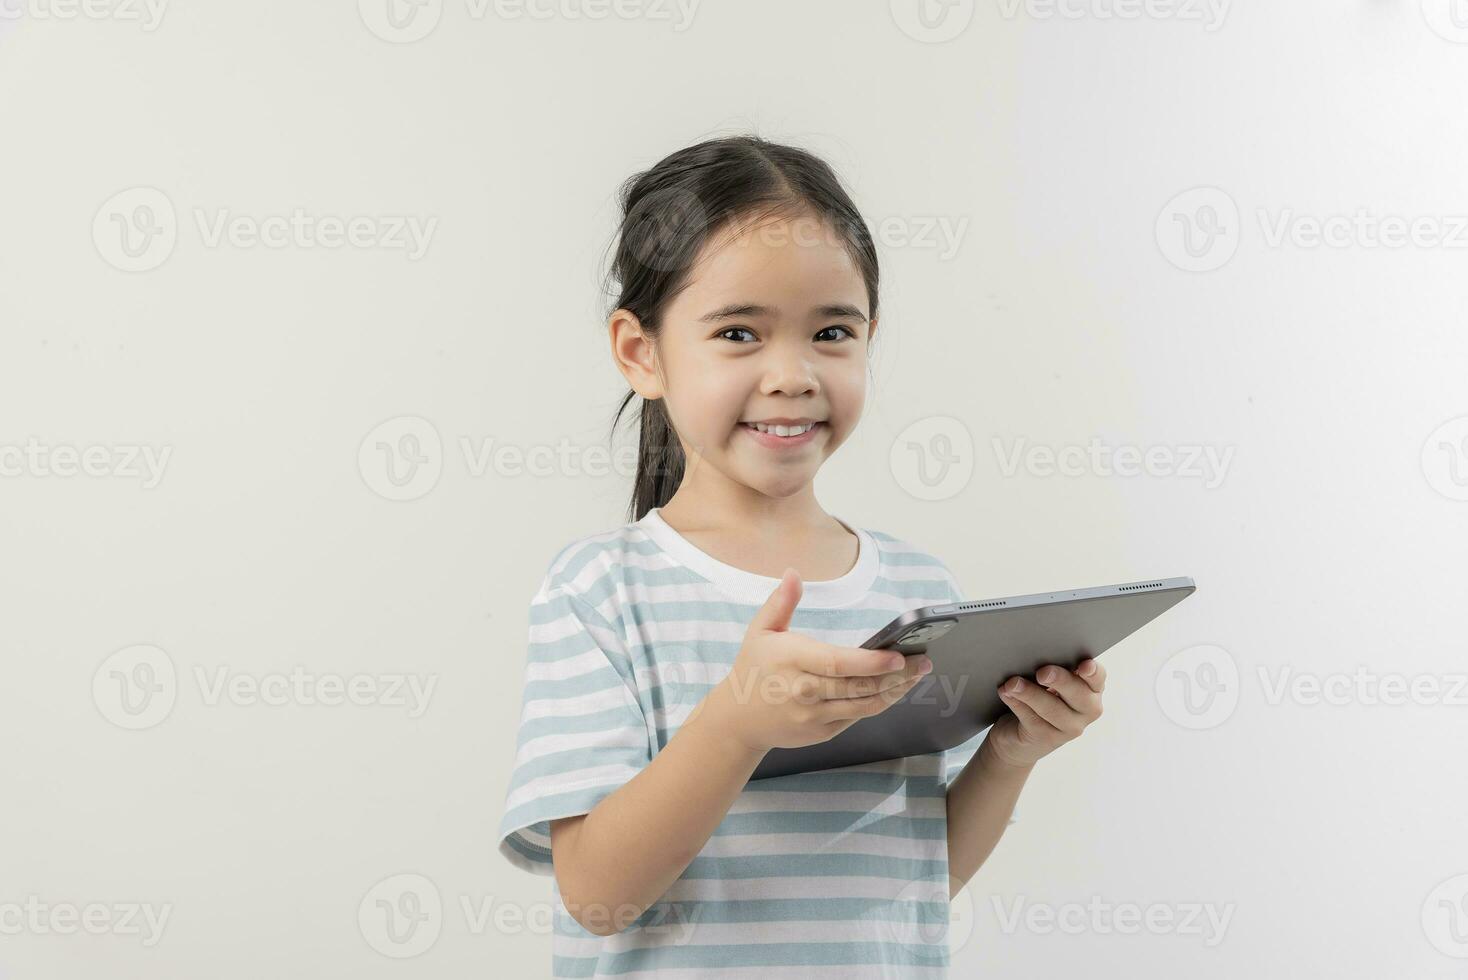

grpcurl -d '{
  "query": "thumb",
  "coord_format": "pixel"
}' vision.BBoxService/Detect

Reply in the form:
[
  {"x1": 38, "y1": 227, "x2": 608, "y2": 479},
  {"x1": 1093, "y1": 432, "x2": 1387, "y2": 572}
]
[{"x1": 749, "y1": 567, "x2": 802, "y2": 634}]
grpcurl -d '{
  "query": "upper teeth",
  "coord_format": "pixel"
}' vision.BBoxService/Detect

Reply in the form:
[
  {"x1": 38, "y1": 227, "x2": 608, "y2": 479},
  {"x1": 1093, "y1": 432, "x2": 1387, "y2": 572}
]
[{"x1": 749, "y1": 422, "x2": 815, "y2": 436}]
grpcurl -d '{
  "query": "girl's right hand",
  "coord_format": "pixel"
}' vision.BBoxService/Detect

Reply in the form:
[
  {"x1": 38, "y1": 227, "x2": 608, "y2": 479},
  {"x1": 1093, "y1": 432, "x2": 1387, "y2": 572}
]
[{"x1": 698, "y1": 568, "x2": 933, "y2": 753}]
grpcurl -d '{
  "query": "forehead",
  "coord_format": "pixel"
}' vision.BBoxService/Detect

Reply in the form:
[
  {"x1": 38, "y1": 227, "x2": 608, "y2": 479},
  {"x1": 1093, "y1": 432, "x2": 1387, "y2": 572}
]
[{"x1": 669, "y1": 210, "x2": 869, "y2": 317}]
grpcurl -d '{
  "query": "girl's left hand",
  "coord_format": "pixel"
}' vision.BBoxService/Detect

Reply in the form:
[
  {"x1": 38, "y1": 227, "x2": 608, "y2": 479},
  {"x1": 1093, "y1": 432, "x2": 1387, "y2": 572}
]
[{"x1": 983, "y1": 658, "x2": 1106, "y2": 769}]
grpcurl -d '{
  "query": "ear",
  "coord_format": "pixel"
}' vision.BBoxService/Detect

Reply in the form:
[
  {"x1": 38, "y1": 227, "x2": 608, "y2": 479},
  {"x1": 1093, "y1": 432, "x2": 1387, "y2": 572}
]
[
  {"x1": 609, "y1": 308, "x2": 664, "y2": 398},
  {"x1": 867, "y1": 315, "x2": 879, "y2": 347}
]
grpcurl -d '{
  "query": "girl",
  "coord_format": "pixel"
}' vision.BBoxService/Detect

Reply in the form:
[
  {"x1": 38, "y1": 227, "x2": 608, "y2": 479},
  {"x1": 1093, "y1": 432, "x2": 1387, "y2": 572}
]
[{"x1": 497, "y1": 135, "x2": 1106, "y2": 977}]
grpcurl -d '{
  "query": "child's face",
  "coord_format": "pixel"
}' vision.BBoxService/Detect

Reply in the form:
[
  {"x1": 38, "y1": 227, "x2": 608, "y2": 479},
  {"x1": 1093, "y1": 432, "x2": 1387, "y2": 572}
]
[{"x1": 620, "y1": 209, "x2": 874, "y2": 502}]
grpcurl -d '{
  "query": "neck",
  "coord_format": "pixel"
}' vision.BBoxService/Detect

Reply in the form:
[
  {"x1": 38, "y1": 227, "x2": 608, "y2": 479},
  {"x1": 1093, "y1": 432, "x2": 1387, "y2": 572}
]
[{"x1": 657, "y1": 473, "x2": 836, "y2": 540}]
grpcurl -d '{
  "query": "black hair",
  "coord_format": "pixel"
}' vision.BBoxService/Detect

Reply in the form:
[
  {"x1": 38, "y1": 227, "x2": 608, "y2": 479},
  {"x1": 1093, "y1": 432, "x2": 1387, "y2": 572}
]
[{"x1": 604, "y1": 134, "x2": 880, "y2": 523}]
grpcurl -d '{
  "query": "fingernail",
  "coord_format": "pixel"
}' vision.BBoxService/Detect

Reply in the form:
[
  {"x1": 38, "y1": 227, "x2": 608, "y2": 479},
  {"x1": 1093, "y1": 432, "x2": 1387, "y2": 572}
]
[
  {"x1": 888, "y1": 655, "x2": 906, "y2": 669},
  {"x1": 1039, "y1": 667, "x2": 1058, "y2": 684},
  {"x1": 1002, "y1": 678, "x2": 1023, "y2": 694},
  {"x1": 917, "y1": 657, "x2": 933, "y2": 674},
  {"x1": 1079, "y1": 660, "x2": 1095, "y2": 675}
]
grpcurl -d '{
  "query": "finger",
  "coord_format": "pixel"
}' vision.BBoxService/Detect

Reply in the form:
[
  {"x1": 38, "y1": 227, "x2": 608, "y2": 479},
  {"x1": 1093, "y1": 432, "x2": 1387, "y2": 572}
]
[
  {"x1": 820, "y1": 715, "x2": 871, "y2": 742},
  {"x1": 1034, "y1": 665, "x2": 1102, "y2": 715},
  {"x1": 820, "y1": 655, "x2": 931, "y2": 699},
  {"x1": 783, "y1": 668, "x2": 907, "y2": 708},
  {"x1": 1075, "y1": 657, "x2": 1106, "y2": 693},
  {"x1": 748, "y1": 568, "x2": 803, "y2": 633},
  {"x1": 823, "y1": 715, "x2": 858, "y2": 737},
  {"x1": 998, "y1": 687, "x2": 1056, "y2": 733},
  {"x1": 999, "y1": 677, "x2": 1084, "y2": 734},
  {"x1": 798, "y1": 641, "x2": 908, "y2": 677},
  {"x1": 821, "y1": 674, "x2": 924, "y2": 721}
]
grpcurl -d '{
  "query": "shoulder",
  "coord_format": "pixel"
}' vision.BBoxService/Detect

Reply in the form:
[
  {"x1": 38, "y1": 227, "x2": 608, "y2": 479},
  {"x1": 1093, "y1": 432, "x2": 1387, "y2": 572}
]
[
  {"x1": 862, "y1": 524, "x2": 957, "y2": 576},
  {"x1": 858, "y1": 523, "x2": 965, "y2": 603},
  {"x1": 532, "y1": 518, "x2": 658, "y2": 614}
]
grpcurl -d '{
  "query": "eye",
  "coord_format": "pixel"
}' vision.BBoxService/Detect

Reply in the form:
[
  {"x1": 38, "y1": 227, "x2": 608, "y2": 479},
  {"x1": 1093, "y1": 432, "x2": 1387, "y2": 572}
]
[{"x1": 716, "y1": 325, "x2": 857, "y2": 344}]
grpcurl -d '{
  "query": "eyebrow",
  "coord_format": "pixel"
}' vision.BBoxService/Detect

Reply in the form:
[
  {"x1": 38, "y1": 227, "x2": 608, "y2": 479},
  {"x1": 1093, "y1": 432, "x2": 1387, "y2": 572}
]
[{"x1": 698, "y1": 302, "x2": 868, "y2": 323}]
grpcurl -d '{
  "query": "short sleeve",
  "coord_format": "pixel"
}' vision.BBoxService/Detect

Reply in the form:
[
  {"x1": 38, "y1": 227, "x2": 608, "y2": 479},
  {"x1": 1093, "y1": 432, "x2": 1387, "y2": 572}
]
[
  {"x1": 934, "y1": 557, "x2": 964, "y2": 607},
  {"x1": 934, "y1": 558, "x2": 1015, "y2": 824},
  {"x1": 497, "y1": 583, "x2": 654, "y2": 876}
]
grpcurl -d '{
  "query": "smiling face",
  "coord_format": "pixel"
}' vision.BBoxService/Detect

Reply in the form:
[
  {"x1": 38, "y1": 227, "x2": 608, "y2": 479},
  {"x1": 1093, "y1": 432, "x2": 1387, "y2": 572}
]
[{"x1": 612, "y1": 207, "x2": 876, "y2": 505}]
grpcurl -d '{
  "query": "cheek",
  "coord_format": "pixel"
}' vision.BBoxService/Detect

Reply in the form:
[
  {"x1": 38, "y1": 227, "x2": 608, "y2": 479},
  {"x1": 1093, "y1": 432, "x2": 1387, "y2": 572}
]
[
  {"x1": 666, "y1": 372, "x2": 746, "y2": 431},
  {"x1": 825, "y1": 364, "x2": 868, "y2": 425}
]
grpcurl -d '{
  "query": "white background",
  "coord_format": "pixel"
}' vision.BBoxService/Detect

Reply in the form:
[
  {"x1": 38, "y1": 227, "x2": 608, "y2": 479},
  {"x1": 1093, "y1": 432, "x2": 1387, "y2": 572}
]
[{"x1": 2, "y1": 0, "x2": 1466, "y2": 976}]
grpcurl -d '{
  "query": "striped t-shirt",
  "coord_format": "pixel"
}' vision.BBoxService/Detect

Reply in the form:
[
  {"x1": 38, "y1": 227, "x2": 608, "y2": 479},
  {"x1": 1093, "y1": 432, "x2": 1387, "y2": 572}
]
[{"x1": 497, "y1": 507, "x2": 997, "y2": 978}]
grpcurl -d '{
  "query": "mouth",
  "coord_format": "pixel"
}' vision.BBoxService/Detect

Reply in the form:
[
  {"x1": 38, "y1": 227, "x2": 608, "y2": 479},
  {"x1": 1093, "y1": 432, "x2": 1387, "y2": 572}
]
[{"x1": 739, "y1": 420, "x2": 824, "y2": 449}]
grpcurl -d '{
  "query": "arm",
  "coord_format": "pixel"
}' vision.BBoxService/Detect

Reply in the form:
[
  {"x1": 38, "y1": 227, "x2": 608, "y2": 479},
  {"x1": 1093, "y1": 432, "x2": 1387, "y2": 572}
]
[
  {"x1": 550, "y1": 692, "x2": 765, "y2": 937},
  {"x1": 547, "y1": 569, "x2": 925, "y2": 936},
  {"x1": 945, "y1": 658, "x2": 1109, "y2": 897},
  {"x1": 945, "y1": 738, "x2": 1032, "y2": 896}
]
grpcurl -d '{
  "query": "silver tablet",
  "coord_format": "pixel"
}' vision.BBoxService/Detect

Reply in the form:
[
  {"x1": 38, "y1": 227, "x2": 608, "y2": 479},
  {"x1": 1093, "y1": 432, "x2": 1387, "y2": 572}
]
[{"x1": 749, "y1": 576, "x2": 1197, "y2": 781}]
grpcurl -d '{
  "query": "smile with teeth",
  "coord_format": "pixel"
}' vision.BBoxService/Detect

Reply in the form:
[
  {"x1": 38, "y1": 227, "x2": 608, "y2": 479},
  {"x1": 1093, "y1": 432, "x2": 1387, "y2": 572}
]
[{"x1": 743, "y1": 421, "x2": 819, "y2": 437}]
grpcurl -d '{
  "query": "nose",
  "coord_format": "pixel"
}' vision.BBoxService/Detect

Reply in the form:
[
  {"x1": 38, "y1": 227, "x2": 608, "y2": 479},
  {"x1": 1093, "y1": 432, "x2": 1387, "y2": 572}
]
[{"x1": 759, "y1": 343, "x2": 819, "y2": 398}]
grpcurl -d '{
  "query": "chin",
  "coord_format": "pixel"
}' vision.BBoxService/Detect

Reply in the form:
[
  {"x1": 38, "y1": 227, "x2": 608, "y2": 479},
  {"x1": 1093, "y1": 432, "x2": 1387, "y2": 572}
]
[{"x1": 744, "y1": 472, "x2": 818, "y2": 499}]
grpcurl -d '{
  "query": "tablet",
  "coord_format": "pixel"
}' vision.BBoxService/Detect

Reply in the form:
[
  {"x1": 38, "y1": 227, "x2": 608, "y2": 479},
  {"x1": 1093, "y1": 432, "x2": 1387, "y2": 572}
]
[{"x1": 748, "y1": 576, "x2": 1196, "y2": 781}]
